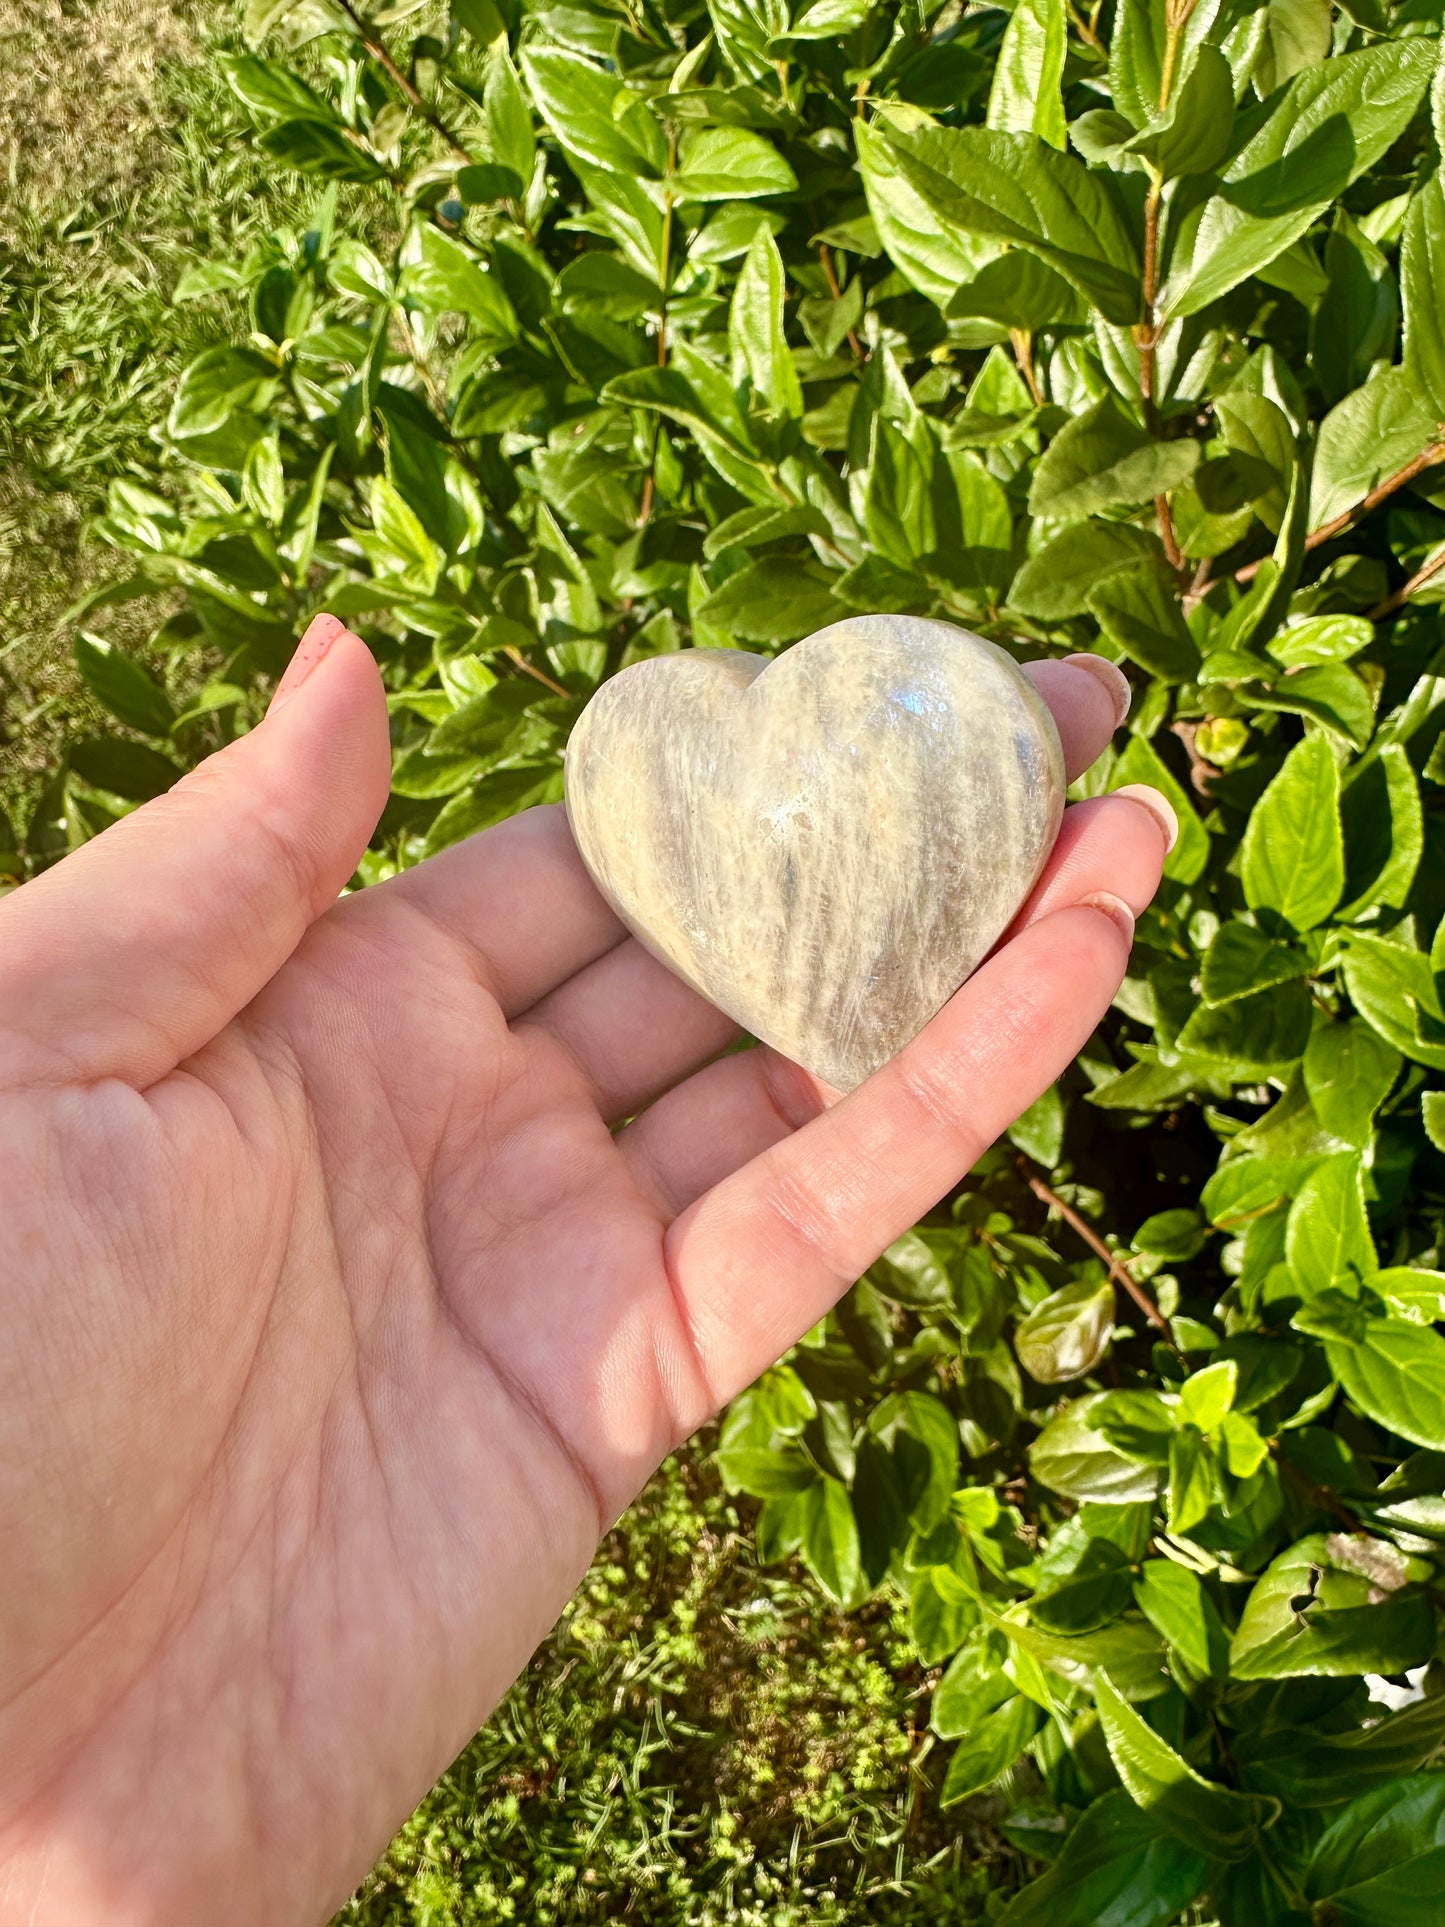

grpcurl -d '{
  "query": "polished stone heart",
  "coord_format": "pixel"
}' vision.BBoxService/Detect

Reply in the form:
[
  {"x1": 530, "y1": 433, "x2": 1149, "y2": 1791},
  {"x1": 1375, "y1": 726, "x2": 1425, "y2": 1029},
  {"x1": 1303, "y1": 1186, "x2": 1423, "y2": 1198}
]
[{"x1": 563, "y1": 614, "x2": 1066, "y2": 1092}]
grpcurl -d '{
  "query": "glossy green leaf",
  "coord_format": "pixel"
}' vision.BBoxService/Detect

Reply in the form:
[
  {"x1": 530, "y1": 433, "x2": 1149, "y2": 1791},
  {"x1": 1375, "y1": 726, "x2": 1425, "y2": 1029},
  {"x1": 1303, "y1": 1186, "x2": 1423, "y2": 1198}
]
[
  {"x1": 1240, "y1": 731, "x2": 1344, "y2": 932},
  {"x1": 1161, "y1": 42, "x2": 1437, "y2": 319},
  {"x1": 73, "y1": 634, "x2": 176, "y2": 737},
  {"x1": 1096, "y1": 1672, "x2": 1265, "y2": 1860},
  {"x1": 987, "y1": 0, "x2": 1066, "y2": 150},
  {"x1": 940, "y1": 1694, "x2": 1045, "y2": 1805},
  {"x1": 886, "y1": 123, "x2": 1142, "y2": 323},
  {"x1": 996, "y1": 1788, "x2": 1210, "y2": 1927},
  {"x1": 1015, "y1": 1279, "x2": 1115, "y2": 1384}
]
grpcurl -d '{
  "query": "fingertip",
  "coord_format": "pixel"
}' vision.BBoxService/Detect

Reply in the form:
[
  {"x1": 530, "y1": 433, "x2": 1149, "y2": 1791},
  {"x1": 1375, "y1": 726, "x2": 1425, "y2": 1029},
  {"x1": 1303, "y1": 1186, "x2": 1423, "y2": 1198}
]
[
  {"x1": 1063, "y1": 653, "x2": 1132, "y2": 730},
  {"x1": 1022, "y1": 657, "x2": 1129, "y2": 782},
  {"x1": 1111, "y1": 782, "x2": 1179, "y2": 855}
]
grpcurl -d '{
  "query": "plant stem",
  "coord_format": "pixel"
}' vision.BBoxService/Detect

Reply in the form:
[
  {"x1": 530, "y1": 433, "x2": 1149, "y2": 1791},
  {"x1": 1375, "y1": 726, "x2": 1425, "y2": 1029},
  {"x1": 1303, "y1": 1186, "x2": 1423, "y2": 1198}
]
[
  {"x1": 1136, "y1": 173, "x2": 1186, "y2": 572},
  {"x1": 1370, "y1": 542, "x2": 1445, "y2": 621},
  {"x1": 501, "y1": 645, "x2": 569, "y2": 697},
  {"x1": 817, "y1": 242, "x2": 864, "y2": 359},
  {"x1": 1017, "y1": 1158, "x2": 1180, "y2": 1349},
  {"x1": 638, "y1": 130, "x2": 677, "y2": 533},
  {"x1": 1010, "y1": 328, "x2": 1044, "y2": 407},
  {"x1": 1067, "y1": 0, "x2": 1107, "y2": 54},
  {"x1": 1232, "y1": 440, "x2": 1445, "y2": 587},
  {"x1": 334, "y1": 0, "x2": 476, "y2": 164}
]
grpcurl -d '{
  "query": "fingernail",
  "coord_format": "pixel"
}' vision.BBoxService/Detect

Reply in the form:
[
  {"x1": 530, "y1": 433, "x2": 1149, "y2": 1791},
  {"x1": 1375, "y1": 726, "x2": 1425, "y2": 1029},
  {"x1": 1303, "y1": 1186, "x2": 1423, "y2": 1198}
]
[
  {"x1": 1113, "y1": 782, "x2": 1179, "y2": 854},
  {"x1": 1082, "y1": 891, "x2": 1136, "y2": 943},
  {"x1": 268, "y1": 613, "x2": 348, "y2": 717},
  {"x1": 1065, "y1": 653, "x2": 1132, "y2": 731}
]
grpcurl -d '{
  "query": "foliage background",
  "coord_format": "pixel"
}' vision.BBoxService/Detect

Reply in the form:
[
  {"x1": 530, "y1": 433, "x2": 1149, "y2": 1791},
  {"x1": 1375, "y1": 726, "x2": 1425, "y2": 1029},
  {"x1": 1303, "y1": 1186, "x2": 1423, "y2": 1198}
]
[{"x1": 7, "y1": 0, "x2": 1445, "y2": 1921}]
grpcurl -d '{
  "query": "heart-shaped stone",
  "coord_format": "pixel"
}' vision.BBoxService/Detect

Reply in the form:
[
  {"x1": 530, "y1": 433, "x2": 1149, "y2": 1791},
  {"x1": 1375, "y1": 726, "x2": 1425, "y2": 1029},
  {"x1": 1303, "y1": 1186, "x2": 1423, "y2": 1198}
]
[{"x1": 564, "y1": 614, "x2": 1066, "y2": 1092}]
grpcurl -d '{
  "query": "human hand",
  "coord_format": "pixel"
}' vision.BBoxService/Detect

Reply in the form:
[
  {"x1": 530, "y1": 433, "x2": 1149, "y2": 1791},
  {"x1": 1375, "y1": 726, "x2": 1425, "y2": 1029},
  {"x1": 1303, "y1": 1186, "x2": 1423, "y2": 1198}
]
[{"x1": 0, "y1": 617, "x2": 1169, "y2": 1925}]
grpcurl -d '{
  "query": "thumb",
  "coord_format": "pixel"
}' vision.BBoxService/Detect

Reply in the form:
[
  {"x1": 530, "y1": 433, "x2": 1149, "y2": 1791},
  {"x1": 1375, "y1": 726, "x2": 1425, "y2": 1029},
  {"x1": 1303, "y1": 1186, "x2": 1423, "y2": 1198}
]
[{"x1": 0, "y1": 616, "x2": 391, "y2": 1088}]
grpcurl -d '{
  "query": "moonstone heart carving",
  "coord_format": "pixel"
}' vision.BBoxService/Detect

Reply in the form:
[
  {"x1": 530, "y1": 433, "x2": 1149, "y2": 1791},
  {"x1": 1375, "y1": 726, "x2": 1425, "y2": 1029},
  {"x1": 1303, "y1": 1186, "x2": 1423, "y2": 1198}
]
[{"x1": 564, "y1": 614, "x2": 1066, "y2": 1092}]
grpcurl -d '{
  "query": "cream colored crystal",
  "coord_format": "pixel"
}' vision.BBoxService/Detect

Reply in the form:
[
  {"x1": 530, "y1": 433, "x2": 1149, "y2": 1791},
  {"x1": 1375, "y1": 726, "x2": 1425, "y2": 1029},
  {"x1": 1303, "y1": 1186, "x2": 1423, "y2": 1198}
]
[{"x1": 564, "y1": 614, "x2": 1065, "y2": 1092}]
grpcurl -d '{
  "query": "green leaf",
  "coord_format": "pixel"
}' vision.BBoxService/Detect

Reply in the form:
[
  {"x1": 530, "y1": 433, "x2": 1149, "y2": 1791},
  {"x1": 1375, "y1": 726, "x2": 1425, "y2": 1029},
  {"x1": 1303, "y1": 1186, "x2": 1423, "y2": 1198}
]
[
  {"x1": 886, "y1": 123, "x2": 1142, "y2": 324},
  {"x1": 932, "y1": 1641, "x2": 1015, "y2": 1737},
  {"x1": 1313, "y1": 211, "x2": 1399, "y2": 408},
  {"x1": 1424, "y1": 1091, "x2": 1445, "y2": 1153},
  {"x1": 1031, "y1": 1393, "x2": 1164, "y2": 1504},
  {"x1": 1131, "y1": 44, "x2": 1236, "y2": 181},
  {"x1": 941, "y1": 1694, "x2": 1045, "y2": 1805},
  {"x1": 1015, "y1": 1279, "x2": 1115, "y2": 1385},
  {"x1": 1095, "y1": 1672, "x2": 1266, "y2": 1861},
  {"x1": 1008, "y1": 521, "x2": 1159, "y2": 621},
  {"x1": 68, "y1": 737, "x2": 184, "y2": 801},
  {"x1": 1240, "y1": 731, "x2": 1343, "y2": 933},
  {"x1": 223, "y1": 53, "x2": 335, "y2": 123},
  {"x1": 1402, "y1": 172, "x2": 1445, "y2": 424},
  {"x1": 1008, "y1": 1082, "x2": 1066, "y2": 1166},
  {"x1": 1133, "y1": 1559, "x2": 1229, "y2": 1676},
  {"x1": 1161, "y1": 42, "x2": 1438, "y2": 319},
  {"x1": 1308, "y1": 1774, "x2": 1445, "y2": 1903},
  {"x1": 854, "y1": 120, "x2": 1001, "y2": 311},
  {"x1": 1310, "y1": 366, "x2": 1441, "y2": 534},
  {"x1": 73, "y1": 634, "x2": 177, "y2": 737},
  {"x1": 168, "y1": 346, "x2": 280, "y2": 440},
  {"x1": 1269, "y1": 614, "x2": 1373, "y2": 668},
  {"x1": 1200, "y1": 920, "x2": 1310, "y2": 1006},
  {"x1": 996, "y1": 1788, "x2": 1210, "y2": 1927},
  {"x1": 1178, "y1": 1358, "x2": 1237, "y2": 1433},
  {"x1": 1303, "y1": 1019, "x2": 1400, "y2": 1148},
  {"x1": 798, "y1": 1476, "x2": 862, "y2": 1603},
  {"x1": 259, "y1": 118, "x2": 388, "y2": 182},
  {"x1": 1286, "y1": 1156, "x2": 1376, "y2": 1297},
  {"x1": 694, "y1": 557, "x2": 846, "y2": 643},
  {"x1": 482, "y1": 44, "x2": 535, "y2": 189},
  {"x1": 520, "y1": 47, "x2": 667, "y2": 177},
  {"x1": 1254, "y1": 0, "x2": 1333, "y2": 98},
  {"x1": 1087, "y1": 563, "x2": 1201, "y2": 684},
  {"x1": 729, "y1": 225, "x2": 802, "y2": 419},
  {"x1": 1230, "y1": 1531, "x2": 1435, "y2": 1679},
  {"x1": 987, "y1": 0, "x2": 1066, "y2": 150},
  {"x1": 1029, "y1": 395, "x2": 1200, "y2": 519},
  {"x1": 675, "y1": 125, "x2": 797, "y2": 200},
  {"x1": 1110, "y1": 731, "x2": 1208, "y2": 885},
  {"x1": 1339, "y1": 744, "x2": 1424, "y2": 918},
  {"x1": 401, "y1": 228, "x2": 517, "y2": 337},
  {"x1": 1166, "y1": 1428, "x2": 1215, "y2": 1535},
  {"x1": 1295, "y1": 1299, "x2": 1445, "y2": 1450},
  {"x1": 1108, "y1": 0, "x2": 1228, "y2": 135},
  {"x1": 1214, "y1": 391, "x2": 1294, "y2": 535},
  {"x1": 1241, "y1": 1702, "x2": 1445, "y2": 1807},
  {"x1": 1341, "y1": 933, "x2": 1445, "y2": 1073}
]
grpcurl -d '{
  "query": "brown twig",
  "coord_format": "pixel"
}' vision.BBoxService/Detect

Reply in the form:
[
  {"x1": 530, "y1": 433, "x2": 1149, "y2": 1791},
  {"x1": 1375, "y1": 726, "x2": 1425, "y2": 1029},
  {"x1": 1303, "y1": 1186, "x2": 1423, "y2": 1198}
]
[
  {"x1": 1017, "y1": 1158, "x2": 1180, "y2": 1349},
  {"x1": 1369, "y1": 542, "x2": 1445, "y2": 622},
  {"x1": 334, "y1": 0, "x2": 475, "y2": 163},
  {"x1": 1170, "y1": 718, "x2": 1216, "y2": 796},
  {"x1": 1010, "y1": 328, "x2": 1044, "y2": 408},
  {"x1": 1067, "y1": 0, "x2": 1107, "y2": 54},
  {"x1": 818, "y1": 242, "x2": 865, "y2": 360},
  {"x1": 1233, "y1": 440, "x2": 1445, "y2": 588},
  {"x1": 501, "y1": 645, "x2": 569, "y2": 697}
]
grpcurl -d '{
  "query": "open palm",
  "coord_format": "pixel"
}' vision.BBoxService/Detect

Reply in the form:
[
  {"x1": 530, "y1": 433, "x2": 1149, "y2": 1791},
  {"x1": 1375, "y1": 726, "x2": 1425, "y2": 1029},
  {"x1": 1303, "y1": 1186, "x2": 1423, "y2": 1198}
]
[{"x1": 0, "y1": 621, "x2": 1168, "y2": 1926}]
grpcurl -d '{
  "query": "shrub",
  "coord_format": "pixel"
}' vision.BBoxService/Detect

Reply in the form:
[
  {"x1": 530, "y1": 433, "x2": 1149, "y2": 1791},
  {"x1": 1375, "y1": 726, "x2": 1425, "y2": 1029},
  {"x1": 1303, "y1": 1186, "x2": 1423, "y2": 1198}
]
[{"x1": 24, "y1": 0, "x2": 1445, "y2": 1918}]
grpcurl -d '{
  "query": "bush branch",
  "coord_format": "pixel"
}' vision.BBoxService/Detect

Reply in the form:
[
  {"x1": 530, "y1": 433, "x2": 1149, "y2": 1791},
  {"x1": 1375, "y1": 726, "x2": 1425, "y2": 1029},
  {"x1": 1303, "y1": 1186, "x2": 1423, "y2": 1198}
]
[
  {"x1": 333, "y1": 0, "x2": 476, "y2": 164},
  {"x1": 1233, "y1": 440, "x2": 1445, "y2": 588},
  {"x1": 1017, "y1": 1158, "x2": 1179, "y2": 1348}
]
